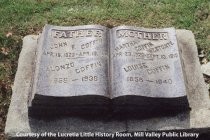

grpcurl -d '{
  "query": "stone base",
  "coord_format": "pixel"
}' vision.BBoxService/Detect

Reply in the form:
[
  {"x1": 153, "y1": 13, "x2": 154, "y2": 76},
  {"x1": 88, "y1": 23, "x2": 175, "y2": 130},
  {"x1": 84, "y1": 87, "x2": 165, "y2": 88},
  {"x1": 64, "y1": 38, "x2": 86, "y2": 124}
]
[{"x1": 5, "y1": 30, "x2": 210, "y2": 139}]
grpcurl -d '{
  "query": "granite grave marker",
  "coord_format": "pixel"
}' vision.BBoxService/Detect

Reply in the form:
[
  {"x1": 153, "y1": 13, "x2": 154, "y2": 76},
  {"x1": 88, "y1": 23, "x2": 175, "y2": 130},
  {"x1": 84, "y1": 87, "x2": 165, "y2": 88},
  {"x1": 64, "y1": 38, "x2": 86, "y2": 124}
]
[
  {"x1": 28, "y1": 25, "x2": 189, "y2": 116},
  {"x1": 5, "y1": 28, "x2": 210, "y2": 139}
]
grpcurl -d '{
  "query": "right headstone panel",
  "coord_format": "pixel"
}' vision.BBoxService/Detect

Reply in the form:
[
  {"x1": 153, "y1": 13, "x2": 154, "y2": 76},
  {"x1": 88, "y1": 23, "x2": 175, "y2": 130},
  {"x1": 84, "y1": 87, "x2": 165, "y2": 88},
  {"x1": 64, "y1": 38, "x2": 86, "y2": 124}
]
[{"x1": 110, "y1": 27, "x2": 187, "y2": 99}]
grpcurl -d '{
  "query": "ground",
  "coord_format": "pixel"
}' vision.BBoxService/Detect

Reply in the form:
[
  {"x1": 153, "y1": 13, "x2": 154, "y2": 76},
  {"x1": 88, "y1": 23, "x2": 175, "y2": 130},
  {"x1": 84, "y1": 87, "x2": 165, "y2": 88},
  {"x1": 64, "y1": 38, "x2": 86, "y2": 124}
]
[{"x1": 0, "y1": 0, "x2": 210, "y2": 139}]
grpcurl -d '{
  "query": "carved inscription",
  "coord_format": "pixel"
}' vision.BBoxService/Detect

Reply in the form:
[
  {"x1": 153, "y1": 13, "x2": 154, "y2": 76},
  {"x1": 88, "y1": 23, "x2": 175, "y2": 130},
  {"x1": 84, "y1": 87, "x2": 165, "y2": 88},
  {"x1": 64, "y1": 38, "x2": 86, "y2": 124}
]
[
  {"x1": 135, "y1": 42, "x2": 154, "y2": 51},
  {"x1": 81, "y1": 39, "x2": 102, "y2": 49},
  {"x1": 50, "y1": 41, "x2": 69, "y2": 50},
  {"x1": 82, "y1": 75, "x2": 98, "y2": 82},
  {"x1": 34, "y1": 25, "x2": 186, "y2": 99},
  {"x1": 117, "y1": 29, "x2": 168, "y2": 40},
  {"x1": 54, "y1": 77, "x2": 68, "y2": 84},
  {"x1": 126, "y1": 77, "x2": 173, "y2": 85},
  {"x1": 35, "y1": 25, "x2": 109, "y2": 97},
  {"x1": 46, "y1": 62, "x2": 74, "y2": 72},
  {"x1": 75, "y1": 61, "x2": 102, "y2": 73},
  {"x1": 147, "y1": 41, "x2": 174, "y2": 53},
  {"x1": 51, "y1": 29, "x2": 103, "y2": 38},
  {"x1": 114, "y1": 41, "x2": 137, "y2": 52},
  {"x1": 111, "y1": 27, "x2": 186, "y2": 98},
  {"x1": 123, "y1": 63, "x2": 148, "y2": 72},
  {"x1": 113, "y1": 52, "x2": 176, "y2": 60},
  {"x1": 146, "y1": 64, "x2": 170, "y2": 75}
]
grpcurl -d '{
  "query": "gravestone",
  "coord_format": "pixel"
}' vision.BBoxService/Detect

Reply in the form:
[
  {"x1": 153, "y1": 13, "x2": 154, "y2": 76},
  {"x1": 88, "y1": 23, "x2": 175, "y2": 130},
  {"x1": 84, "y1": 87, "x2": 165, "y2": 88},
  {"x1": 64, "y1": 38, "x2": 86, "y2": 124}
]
[
  {"x1": 29, "y1": 25, "x2": 189, "y2": 116},
  {"x1": 5, "y1": 28, "x2": 210, "y2": 139}
]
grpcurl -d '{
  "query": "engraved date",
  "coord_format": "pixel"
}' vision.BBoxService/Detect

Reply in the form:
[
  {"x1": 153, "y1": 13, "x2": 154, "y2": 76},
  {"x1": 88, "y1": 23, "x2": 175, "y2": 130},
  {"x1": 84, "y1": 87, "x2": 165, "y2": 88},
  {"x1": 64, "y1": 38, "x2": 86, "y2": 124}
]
[
  {"x1": 156, "y1": 79, "x2": 172, "y2": 84},
  {"x1": 127, "y1": 77, "x2": 143, "y2": 82},
  {"x1": 54, "y1": 77, "x2": 68, "y2": 84},
  {"x1": 82, "y1": 75, "x2": 98, "y2": 82}
]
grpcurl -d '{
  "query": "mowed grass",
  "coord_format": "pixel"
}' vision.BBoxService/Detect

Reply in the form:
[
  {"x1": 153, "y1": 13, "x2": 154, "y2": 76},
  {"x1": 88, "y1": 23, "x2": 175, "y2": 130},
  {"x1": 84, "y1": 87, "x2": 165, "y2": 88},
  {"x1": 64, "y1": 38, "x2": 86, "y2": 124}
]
[{"x1": 0, "y1": 0, "x2": 210, "y2": 139}]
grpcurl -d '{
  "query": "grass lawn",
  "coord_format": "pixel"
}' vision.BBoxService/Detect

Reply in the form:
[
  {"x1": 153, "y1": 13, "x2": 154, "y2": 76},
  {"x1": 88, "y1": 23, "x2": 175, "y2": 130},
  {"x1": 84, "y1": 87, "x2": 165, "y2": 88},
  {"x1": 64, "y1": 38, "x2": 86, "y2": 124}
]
[{"x1": 0, "y1": 0, "x2": 210, "y2": 139}]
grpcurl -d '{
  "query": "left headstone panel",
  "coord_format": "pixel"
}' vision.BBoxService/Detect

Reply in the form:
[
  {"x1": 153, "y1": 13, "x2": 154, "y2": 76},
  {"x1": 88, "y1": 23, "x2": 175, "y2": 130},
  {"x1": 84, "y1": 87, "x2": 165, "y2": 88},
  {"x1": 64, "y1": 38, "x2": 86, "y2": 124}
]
[{"x1": 28, "y1": 25, "x2": 111, "y2": 117}]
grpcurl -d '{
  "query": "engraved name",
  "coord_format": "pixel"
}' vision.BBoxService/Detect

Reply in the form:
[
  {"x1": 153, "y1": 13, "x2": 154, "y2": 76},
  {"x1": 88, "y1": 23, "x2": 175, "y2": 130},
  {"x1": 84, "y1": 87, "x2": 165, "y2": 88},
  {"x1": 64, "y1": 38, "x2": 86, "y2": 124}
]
[
  {"x1": 115, "y1": 41, "x2": 137, "y2": 52},
  {"x1": 75, "y1": 61, "x2": 102, "y2": 73},
  {"x1": 51, "y1": 29, "x2": 103, "y2": 38},
  {"x1": 81, "y1": 38, "x2": 102, "y2": 49},
  {"x1": 135, "y1": 42, "x2": 154, "y2": 51},
  {"x1": 123, "y1": 63, "x2": 148, "y2": 72},
  {"x1": 50, "y1": 41, "x2": 68, "y2": 49},
  {"x1": 46, "y1": 62, "x2": 74, "y2": 72},
  {"x1": 117, "y1": 29, "x2": 168, "y2": 40},
  {"x1": 50, "y1": 41, "x2": 75, "y2": 50},
  {"x1": 146, "y1": 64, "x2": 170, "y2": 75},
  {"x1": 147, "y1": 41, "x2": 174, "y2": 53}
]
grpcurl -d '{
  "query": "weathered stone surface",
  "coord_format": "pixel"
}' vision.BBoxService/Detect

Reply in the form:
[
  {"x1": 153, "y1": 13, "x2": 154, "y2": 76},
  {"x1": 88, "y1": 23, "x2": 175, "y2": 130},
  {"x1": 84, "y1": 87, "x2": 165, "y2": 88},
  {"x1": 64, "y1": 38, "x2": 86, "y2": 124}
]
[
  {"x1": 127, "y1": 30, "x2": 210, "y2": 131},
  {"x1": 176, "y1": 30, "x2": 209, "y2": 109},
  {"x1": 30, "y1": 26, "x2": 189, "y2": 117},
  {"x1": 111, "y1": 27, "x2": 187, "y2": 98},
  {"x1": 32, "y1": 25, "x2": 109, "y2": 98},
  {"x1": 5, "y1": 35, "x2": 38, "y2": 136},
  {"x1": 5, "y1": 30, "x2": 210, "y2": 139},
  {"x1": 29, "y1": 25, "x2": 112, "y2": 117},
  {"x1": 110, "y1": 27, "x2": 189, "y2": 115},
  {"x1": 5, "y1": 35, "x2": 126, "y2": 138},
  {"x1": 201, "y1": 62, "x2": 210, "y2": 76}
]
